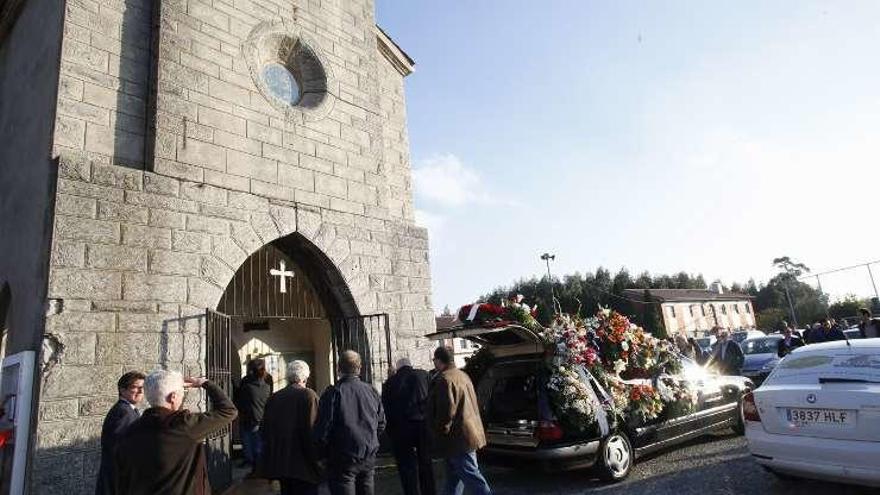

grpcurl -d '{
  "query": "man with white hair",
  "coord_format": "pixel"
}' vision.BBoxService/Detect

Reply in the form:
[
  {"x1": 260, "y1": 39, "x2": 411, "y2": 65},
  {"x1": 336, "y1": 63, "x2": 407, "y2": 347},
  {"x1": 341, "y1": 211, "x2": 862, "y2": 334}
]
[
  {"x1": 381, "y1": 357, "x2": 434, "y2": 495},
  {"x1": 113, "y1": 370, "x2": 237, "y2": 495},
  {"x1": 261, "y1": 360, "x2": 322, "y2": 495}
]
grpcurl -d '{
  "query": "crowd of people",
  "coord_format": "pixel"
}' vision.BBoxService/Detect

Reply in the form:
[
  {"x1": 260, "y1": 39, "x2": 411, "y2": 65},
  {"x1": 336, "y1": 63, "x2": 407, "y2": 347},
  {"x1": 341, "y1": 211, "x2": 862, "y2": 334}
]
[
  {"x1": 96, "y1": 346, "x2": 492, "y2": 495},
  {"x1": 670, "y1": 307, "x2": 880, "y2": 376}
]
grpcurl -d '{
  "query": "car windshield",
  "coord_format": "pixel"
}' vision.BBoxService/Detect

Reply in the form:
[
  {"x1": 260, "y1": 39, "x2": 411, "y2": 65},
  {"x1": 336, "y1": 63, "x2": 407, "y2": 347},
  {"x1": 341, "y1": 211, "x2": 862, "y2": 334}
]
[
  {"x1": 741, "y1": 337, "x2": 779, "y2": 355},
  {"x1": 730, "y1": 332, "x2": 749, "y2": 343}
]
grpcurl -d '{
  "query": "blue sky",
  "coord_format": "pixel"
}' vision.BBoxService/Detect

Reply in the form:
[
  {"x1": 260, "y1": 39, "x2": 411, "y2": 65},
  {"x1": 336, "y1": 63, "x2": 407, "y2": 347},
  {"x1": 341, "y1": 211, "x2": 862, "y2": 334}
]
[{"x1": 375, "y1": 1, "x2": 880, "y2": 312}]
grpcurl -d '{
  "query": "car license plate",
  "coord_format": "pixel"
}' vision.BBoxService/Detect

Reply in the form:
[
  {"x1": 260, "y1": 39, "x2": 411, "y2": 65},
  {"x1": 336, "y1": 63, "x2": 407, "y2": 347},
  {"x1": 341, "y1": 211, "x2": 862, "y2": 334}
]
[{"x1": 786, "y1": 408, "x2": 854, "y2": 426}]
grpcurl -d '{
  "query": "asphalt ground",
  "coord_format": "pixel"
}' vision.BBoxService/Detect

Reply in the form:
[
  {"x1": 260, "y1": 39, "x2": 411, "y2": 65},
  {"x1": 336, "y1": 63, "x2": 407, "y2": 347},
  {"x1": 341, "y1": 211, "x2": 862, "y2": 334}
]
[{"x1": 227, "y1": 432, "x2": 875, "y2": 494}]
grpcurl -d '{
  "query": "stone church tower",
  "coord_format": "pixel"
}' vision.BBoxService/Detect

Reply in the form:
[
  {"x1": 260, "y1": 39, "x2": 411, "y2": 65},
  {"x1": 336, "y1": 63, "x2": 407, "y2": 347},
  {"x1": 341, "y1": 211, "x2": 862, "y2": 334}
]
[{"x1": 0, "y1": 1, "x2": 433, "y2": 492}]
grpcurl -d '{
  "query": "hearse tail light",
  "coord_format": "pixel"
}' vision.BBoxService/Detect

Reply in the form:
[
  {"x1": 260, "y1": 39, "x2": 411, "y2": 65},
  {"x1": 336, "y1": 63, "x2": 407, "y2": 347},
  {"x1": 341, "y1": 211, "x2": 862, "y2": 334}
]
[
  {"x1": 742, "y1": 392, "x2": 761, "y2": 422},
  {"x1": 535, "y1": 420, "x2": 564, "y2": 442}
]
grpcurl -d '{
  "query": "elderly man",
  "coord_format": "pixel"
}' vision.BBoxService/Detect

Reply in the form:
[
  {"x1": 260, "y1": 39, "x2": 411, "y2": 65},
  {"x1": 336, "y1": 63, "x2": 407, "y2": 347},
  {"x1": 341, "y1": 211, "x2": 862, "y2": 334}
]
[
  {"x1": 428, "y1": 346, "x2": 491, "y2": 495},
  {"x1": 314, "y1": 350, "x2": 385, "y2": 495},
  {"x1": 113, "y1": 370, "x2": 237, "y2": 495},
  {"x1": 261, "y1": 360, "x2": 322, "y2": 495},
  {"x1": 382, "y1": 358, "x2": 435, "y2": 495},
  {"x1": 709, "y1": 330, "x2": 745, "y2": 376},
  {"x1": 96, "y1": 371, "x2": 145, "y2": 495}
]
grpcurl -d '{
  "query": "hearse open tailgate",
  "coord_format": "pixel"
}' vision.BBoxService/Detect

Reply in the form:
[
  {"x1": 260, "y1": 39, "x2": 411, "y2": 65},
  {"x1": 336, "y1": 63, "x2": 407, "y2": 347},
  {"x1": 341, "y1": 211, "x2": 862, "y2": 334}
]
[{"x1": 425, "y1": 324, "x2": 544, "y2": 355}]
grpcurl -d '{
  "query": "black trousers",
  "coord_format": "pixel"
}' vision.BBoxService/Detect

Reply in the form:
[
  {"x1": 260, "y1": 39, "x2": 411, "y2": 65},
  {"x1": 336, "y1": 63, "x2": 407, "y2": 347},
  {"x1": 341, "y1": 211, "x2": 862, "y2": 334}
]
[
  {"x1": 279, "y1": 478, "x2": 318, "y2": 495},
  {"x1": 327, "y1": 456, "x2": 375, "y2": 495},
  {"x1": 390, "y1": 421, "x2": 436, "y2": 495}
]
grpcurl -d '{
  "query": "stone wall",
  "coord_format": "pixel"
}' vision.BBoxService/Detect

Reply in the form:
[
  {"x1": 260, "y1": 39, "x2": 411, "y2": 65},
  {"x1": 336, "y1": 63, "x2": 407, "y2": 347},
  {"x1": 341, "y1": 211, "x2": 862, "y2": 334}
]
[
  {"x1": 35, "y1": 148, "x2": 433, "y2": 492},
  {"x1": 0, "y1": 0, "x2": 65, "y2": 356},
  {"x1": 36, "y1": 0, "x2": 434, "y2": 491}
]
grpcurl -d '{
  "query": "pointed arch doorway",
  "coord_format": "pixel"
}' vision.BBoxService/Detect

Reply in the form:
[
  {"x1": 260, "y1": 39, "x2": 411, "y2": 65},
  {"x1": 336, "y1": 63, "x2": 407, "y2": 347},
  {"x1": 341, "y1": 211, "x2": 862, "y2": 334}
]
[{"x1": 204, "y1": 233, "x2": 392, "y2": 490}]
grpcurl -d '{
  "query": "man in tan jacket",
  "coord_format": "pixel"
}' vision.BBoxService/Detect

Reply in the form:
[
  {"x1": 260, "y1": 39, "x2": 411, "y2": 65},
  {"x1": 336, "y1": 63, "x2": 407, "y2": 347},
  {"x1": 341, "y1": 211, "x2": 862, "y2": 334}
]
[{"x1": 428, "y1": 346, "x2": 492, "y2": 495}]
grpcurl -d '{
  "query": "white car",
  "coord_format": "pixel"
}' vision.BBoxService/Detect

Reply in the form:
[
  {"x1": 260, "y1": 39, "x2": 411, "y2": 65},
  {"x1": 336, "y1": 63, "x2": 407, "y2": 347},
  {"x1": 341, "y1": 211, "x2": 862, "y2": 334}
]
[{"x1": 743, "y1": 339, "x2": 880, "y2": 488}]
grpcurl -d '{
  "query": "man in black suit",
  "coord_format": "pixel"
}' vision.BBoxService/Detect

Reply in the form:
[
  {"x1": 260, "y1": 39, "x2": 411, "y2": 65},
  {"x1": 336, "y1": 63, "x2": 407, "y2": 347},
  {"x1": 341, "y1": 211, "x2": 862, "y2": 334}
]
[
  {"x1": 382, "y1": 358, "x2": 435, "y2": 495},
  {"x1": 95, "y1": 370, "x2": 145, "y2": 495},
  {"x1": 777, "y1": 326, "x2": 804, "y2": 357},
  {"x1": 709, "y1": 330, "x2": 745, "y2": 375}
]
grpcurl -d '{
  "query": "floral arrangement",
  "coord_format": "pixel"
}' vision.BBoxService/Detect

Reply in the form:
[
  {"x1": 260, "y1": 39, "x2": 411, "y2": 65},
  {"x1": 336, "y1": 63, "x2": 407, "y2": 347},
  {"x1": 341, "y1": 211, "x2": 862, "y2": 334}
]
[
  {"x1": 541, "y1": 308, "x2": 696, "y2": 427},
  {"x1": 458, "y1": 294, "x2": 541, "y2": 332},
  {"x1": 545, "y1": 364, "x2": 598, "y2": 432},
  {"x1": 457, "y1": 299, "x2": 698, "y2": 430}
]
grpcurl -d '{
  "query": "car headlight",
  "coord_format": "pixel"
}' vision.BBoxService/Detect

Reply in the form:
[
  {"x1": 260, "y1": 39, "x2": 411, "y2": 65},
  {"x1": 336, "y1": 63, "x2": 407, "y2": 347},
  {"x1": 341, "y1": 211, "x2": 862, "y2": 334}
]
[{"x1": 760, "y1": 359, "x2": 779, "y2": 372}]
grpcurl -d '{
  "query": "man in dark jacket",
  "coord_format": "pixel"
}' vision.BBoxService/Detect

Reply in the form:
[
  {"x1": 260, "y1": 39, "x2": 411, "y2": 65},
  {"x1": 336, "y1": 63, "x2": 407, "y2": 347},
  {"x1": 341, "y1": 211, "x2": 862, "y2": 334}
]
[
  {"x1": 858, "y1": 308, "x2": 880, "y2": 339},
  {"x1": 261, "y1": 360, "x2": 322, "y2": 495},
  {"x1": 428, "y1": 346, "x2": 491, "y2": 495},
  {"x1": 234, "y1": 358, "x2": 272, "y2": 471},
  {"x1": 382, "y1": 358, "x2": 435, "y2": 495},
  {"x1": 808, "y1": 318, "x2": 847, "y2": 344},
  {"x1": 777, "y1": 326, "x2": 805, "y2": 357},
  {"x1": 95, "y1": 371, "x2": 145, "y2": 495},
  {"x1": 708, "y1": 330, "x2": 745, "y2": 375},
  {"x1": 314, "y1": 350, "x2": 386, "y2": 495},
  {"x1": 114, "y1": 370, "x2": 237, "y2": 495}
]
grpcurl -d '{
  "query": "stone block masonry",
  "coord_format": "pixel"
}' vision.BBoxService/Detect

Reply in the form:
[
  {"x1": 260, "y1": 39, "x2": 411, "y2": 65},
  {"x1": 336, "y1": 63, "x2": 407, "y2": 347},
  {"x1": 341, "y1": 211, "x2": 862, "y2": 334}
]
[
  {"x1": 36, "y1": 0, "x2": 432, "y2": 493},
  {"x1": 37, "y1": 150, "x2": 434, "y2": 494}
]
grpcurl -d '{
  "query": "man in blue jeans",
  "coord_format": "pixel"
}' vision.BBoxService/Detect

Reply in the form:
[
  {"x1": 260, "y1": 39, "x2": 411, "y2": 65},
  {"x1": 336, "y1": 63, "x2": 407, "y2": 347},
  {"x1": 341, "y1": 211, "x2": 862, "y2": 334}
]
[{"x1": 428, "y1": 346, "x2": 492, "y2": 495}]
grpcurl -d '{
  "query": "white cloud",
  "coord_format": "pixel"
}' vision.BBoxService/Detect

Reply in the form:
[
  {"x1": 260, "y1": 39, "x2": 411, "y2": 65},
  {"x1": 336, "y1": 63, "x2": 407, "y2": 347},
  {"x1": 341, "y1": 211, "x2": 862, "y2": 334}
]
[{"x1": 412, "y1": 153, "x2": 503, "y2": 208}]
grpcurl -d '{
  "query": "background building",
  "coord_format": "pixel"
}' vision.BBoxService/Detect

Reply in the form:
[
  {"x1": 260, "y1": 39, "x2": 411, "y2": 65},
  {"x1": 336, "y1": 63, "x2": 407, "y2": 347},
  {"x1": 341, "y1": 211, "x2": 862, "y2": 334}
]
[
  {"x1": 624, "y1": 287, "x2": 756, "y2": 337},
  {"x1": 0, "y1": 1, "x2": 434, "y2": 492}
]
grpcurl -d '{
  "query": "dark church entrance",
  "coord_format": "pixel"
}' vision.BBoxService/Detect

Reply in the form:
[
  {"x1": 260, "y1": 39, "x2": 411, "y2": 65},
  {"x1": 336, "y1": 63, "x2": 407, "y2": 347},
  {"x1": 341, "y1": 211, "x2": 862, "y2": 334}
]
[{"x1": 204, "y1": 233, "x2": 392, "y2": 490}]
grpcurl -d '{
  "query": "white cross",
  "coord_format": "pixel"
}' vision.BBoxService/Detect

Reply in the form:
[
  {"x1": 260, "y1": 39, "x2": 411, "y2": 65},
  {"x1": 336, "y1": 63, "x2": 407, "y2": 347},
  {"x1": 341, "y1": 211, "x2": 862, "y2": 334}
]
[{"x1": 269, "y1": 260, "x2": 295, "y2": 293}]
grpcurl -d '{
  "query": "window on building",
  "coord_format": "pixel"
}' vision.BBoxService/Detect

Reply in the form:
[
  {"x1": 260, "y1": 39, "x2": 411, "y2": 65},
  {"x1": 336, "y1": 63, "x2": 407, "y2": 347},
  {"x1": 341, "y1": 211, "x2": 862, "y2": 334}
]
[
  {"x1": 745, "y1": 304, "x2": 751, "y2": 314},
  {"x1": 689, "y1": 305, "x2": 695, "y2": 317},
  {"x1": 721, "y1": 305, "x2": 727, "y2": 315},
  {"x1": 734, "y1": 304, "x2": 741, "y2": 314},
  {"x1": 669, "y1": 306, "x2": 676, "y2": 318},
  {"x1": 701, "y1": 305, "x2": 706, "y2": 317},
  {"x1": 261, "y1": 62, "x2": 301, "y2": 106}
]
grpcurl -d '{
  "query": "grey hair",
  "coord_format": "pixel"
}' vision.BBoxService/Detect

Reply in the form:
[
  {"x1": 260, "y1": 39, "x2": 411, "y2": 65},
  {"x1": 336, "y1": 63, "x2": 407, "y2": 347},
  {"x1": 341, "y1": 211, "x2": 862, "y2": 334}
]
[
  {"x1": 286, "y1": 360, "x2": 310, "y2": 384},
  {"x1": 144, "y1": 370, "x2": 184, "y2": 407},
  {"x1": 395, "y1": 357, "x2": 412, "y2": 370}
]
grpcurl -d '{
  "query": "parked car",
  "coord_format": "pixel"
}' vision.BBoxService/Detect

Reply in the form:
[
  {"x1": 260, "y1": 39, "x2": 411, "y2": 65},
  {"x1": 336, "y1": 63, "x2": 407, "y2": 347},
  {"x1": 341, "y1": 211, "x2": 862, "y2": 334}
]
[
  {"x1": 743, "y1": 339, "x2": 880, "y2": 488},
  {"x1": 731, "y1": 330, "x2": 765, "y2": 344},
  {"x1": 739, "y1": 335, "x2": 783, "y2": 386},
  {"x1": 428, "y1": 324, "x2": 754, "y2": 482}
]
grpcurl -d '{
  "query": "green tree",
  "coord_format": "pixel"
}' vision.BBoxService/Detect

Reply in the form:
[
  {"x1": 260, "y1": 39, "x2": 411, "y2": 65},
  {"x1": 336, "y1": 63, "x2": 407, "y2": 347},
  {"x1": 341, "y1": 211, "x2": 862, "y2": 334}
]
[
  {"x1": 828, "y1": 295, "x2": 870, "y2": 320},
  {"x1": 756, "y1": 308, "x2": 788, "y2": 331},
  {"x1": 642, "y1": 289, "x2": 666, "y2": 339}
]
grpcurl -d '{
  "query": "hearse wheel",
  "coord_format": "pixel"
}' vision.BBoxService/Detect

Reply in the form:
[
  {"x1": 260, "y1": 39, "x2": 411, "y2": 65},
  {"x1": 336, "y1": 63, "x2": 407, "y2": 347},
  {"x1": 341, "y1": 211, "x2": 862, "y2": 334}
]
[
  {"x1": 596, "y1": 432, "x2": 633, "y2": 482},
  {"x1": 731, "y1": 389, "x2": 750, "y2": 436}
]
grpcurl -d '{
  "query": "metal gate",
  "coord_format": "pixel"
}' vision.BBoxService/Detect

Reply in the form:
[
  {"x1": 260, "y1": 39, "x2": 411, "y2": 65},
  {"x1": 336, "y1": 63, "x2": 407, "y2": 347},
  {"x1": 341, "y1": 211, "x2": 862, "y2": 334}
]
[
  {"x1": 205, "y1": 309, "x2": 232, "y2": 492},
  {"x1": 331, "y1": 313, "x2": 392, "y2": 384}
]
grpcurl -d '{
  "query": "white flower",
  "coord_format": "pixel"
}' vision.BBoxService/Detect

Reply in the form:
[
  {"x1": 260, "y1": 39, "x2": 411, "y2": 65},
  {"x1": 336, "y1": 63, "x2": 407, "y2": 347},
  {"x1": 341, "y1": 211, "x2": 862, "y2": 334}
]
[
  {"x1": 621, "y1": 341, "x2": 629, "y2": 351},
  {"x1": 614, "y1": 359, "x2": 627, "y2": 374}
]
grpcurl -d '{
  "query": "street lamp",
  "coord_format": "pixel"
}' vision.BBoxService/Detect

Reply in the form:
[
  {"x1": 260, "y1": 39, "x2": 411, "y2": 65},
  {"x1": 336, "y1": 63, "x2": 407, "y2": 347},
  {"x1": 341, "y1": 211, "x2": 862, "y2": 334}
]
[{"x1": 541, "y1": 253, "x2": 556, "y2": 307}]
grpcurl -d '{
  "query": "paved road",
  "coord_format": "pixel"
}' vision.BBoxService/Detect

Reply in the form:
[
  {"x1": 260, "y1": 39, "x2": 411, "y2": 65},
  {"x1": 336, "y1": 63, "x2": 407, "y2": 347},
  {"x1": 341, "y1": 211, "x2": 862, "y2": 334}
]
[
  {"x1": 375, "y1": 432, "x2": 874, "y2": 495},
  {"x1": 228, "y1": 432, "x2": 875, "y2": 494}
]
